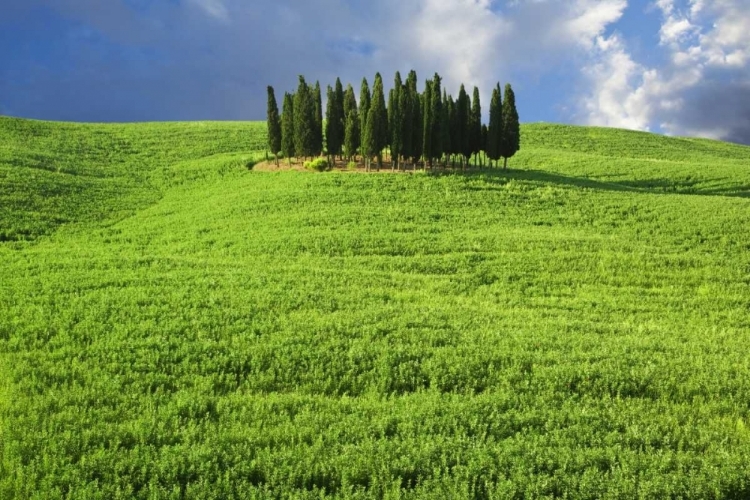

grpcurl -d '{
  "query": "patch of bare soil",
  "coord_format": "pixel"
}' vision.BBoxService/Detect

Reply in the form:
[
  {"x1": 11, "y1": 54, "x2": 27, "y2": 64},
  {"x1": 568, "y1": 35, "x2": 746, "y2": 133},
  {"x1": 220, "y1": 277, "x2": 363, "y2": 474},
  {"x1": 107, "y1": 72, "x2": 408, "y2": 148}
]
[{"x1": 251, "y1": 157, "x2": 431, "y2": 173}]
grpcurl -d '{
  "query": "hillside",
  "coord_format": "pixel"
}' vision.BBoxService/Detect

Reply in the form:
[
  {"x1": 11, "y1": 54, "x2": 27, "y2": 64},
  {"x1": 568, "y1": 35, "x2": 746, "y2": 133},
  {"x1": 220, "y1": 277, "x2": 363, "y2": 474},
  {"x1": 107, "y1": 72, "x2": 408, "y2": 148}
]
[{"x1": 2, "y1": 116, "x2": 750, "y2": 498}]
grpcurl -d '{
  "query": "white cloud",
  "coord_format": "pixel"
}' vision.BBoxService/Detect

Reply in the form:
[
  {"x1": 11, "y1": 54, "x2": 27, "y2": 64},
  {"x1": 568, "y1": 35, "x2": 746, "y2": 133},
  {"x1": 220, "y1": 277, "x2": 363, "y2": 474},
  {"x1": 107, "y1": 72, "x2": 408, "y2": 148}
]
[
  {"x1": 577, "y1": 0, "x2": 750, "y2": 143},
  {"x1": 579, "y1": 35, "x2": 652, "y2": 130},
  {"x1": 188, "y1": 0, "x2": 229, "y2": 21},
  {"x1": 562, "y1": 0, "x2": 628, "y2": 47}
]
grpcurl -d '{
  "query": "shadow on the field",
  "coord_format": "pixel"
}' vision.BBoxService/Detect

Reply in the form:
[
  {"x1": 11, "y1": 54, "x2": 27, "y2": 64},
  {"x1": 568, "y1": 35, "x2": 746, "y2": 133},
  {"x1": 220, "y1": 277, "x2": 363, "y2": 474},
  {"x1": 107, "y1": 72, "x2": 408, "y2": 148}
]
[{"x1": 459, "y1": 167, "x2": 750, "y2": 198}]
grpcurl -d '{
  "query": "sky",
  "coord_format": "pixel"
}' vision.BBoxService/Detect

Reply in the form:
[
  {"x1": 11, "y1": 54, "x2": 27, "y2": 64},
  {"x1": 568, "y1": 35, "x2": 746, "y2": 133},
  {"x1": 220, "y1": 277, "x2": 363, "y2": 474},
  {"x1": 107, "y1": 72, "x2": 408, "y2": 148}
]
[{"x1": 1, "y1": 0, "x2": 749, "y2": 144}]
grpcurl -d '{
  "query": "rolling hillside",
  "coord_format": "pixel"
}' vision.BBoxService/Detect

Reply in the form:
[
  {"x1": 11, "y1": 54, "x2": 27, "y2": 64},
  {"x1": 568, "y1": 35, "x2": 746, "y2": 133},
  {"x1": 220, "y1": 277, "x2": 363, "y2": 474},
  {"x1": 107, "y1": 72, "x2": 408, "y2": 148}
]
[{"x1": 2, "y1": 116, "x2": 750, "y2": 498}]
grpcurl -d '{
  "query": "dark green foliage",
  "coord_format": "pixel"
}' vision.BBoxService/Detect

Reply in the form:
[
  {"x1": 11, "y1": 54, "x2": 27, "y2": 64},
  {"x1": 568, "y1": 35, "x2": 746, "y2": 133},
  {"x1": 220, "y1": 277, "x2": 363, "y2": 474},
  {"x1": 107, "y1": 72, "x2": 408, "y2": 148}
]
[
  {"x1": 430, "y1": 73, "x2": 443, "y2": 164},
  {"x1": 313, "y1": 81, "x2": 323, "y2": 156},
  {"x1": 359, "y1": 78, "x2": 371, "y2": 160},
  {"x1": 333, "y1": 78, "x2": 345, "y2": 158},
  {"x1": 470, "y1": 87, "x2": 482, "y2": 160},
  {"x1": 422, "y1": 80, "x2": 433, "y2": 168},
  {"x1": 362, "y1": 108, "x2": 376, "y2": 171},
  {"x1": 399, "y1": 74, "x2": 413, "y2": 166},
  {"x1": 343, "y1": 84, "x2": 359, "y2": 156},
  {"x1": 481, "y1": 123, "x2": 488, "y2": 164},
  {"x1": 325, "y1": 85, "x2": 343, "y2": 160},
  {"x1": 500, "y1": 83, "x2": 520, "y2": 169},
  {"x1": 406, "y1": 70, "x2": 422, "y2": 165},
  {"x1": 487, "y1": 84, "x2": 503, "y2": 166},
  {"x1": 448, "y1": 94, "x2": 458, "y2": 158},
  {"x1": 440, "y1": 91, "x2": 452, "y2": 165},
  {"x1": 281, "y1": 92, "x2": 295, "y2": 166},
  {"x1": 293, "y1": 76, "x2": 316, "y2": 159},
  {"x1": 344, "y1": 109, "x2": 359, "y2": 161},
  {"x1": 456, "y1": 85, "x2": 471, "y2": 163},
  {"x1": 388, "y1": 72, "x2": 403, "y2": 169},
  {"x1": 266, "y1": 86, "x2": 282, "y2": 166},
  {"x1": 370, "y1": 73, "x2": 388, "y2": 170}
]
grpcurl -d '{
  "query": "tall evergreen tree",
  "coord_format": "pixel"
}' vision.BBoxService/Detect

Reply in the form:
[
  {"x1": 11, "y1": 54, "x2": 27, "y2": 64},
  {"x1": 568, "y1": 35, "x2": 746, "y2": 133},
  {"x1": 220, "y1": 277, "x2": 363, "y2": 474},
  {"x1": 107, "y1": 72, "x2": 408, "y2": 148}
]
[
  {"x1": 293, "y1": 76, "x2": 316, "y2": 159},
  {"x1": 406, "y1": 70, "x2": 422, "y2": 167},
  {"x1": 343, "y1": 84, "x2": 359, "y2": 156},
  {"x1": 470, "y1": 87, "x2": 482, "y2": 164},
  {"x1": 370, "y1": 73, "x2": 388, "y2": 170},
  {"x1": 448, "y1": 94, "x2": 458, "y2": 163},
  {"x1": 313, "y1": 81, "x2": 323, "y2": 155},
  {"x1": 456, "y1": 84, "x2": 471, "y2": 167},
  {"x1": 325, "y1": 85, "x2": 338, "y2": 162},
  {"x1": 422, "y1": 80, "x2": 433, "y2": 169},
  {"x1": 325, "y1": 82, "x2": 345, "y2": 162},
  {"x1": 388, "y1": 71, "x2": 403, "y2": 170},
  {"x1": 400, "y1": 73, "x2": 413, "y2": 168},
  {"x1": 281, "y1": 92, "x2": 295, "y2": 166},
  {"x1": 344, "y1": 109, "x2": 360, "y2": 162},
  {"x1": 333, "y1": 78, "x2": 345, "y2": 160},
  {"x1": 440, "y1": 90, "x2": 451, "y2": 167},
  {"x1": 362, "y1": 106, "x2": 376, "y2": 172},
  {"x1": 388, "y1": 89, "x2": 396, "y2": 165},
  {"x1": 500, "y1": 83, "x2": 520, "y2": 169},
  {"x1": 266, "y1": 86, "x2": 282, "y2": 166},
  {"x1": 430, "y1": 73, "x2": 443, "y2": 166},
  {"x1": 487, "y1": 84, "x2": 503, "y2": 167},
  {"x1": 481, "y1": 123, "x2": 488, "y2": 167},
  {"x1": 359, "y1": 78, "x2": 371, "y2": 163}
]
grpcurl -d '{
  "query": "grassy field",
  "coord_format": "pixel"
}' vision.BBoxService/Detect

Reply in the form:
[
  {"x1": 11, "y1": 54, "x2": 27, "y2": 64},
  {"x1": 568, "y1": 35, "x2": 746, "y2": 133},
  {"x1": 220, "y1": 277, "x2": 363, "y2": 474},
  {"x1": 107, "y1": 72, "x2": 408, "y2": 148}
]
[{"x1": 1, "y1": 115, "x2": 750, "y2": 498}]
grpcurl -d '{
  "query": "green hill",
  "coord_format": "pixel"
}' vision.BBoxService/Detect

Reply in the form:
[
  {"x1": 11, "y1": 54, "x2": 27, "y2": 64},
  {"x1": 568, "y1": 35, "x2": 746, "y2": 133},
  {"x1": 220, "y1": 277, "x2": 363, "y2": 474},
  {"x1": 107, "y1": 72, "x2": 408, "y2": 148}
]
[{"x1": 2, "y1": 116, "x2": 750, "y2": 498}]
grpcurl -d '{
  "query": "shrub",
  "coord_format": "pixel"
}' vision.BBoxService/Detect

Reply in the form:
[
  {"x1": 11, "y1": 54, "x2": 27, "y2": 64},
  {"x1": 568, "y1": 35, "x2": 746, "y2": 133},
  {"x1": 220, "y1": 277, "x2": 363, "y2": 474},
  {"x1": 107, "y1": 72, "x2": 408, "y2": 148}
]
[
  {"x1": 347, "y1": 161, "x2": 357, "y2": 171},
  {"x1": 304, "y1": 158, "x2": 329, "y2": 172}
]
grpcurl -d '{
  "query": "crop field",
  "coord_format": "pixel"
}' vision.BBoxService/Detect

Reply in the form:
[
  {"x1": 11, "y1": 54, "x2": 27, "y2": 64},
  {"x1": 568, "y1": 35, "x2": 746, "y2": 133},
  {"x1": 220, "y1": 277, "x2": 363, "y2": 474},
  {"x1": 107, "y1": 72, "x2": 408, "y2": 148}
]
[{"x1": 2, "y1": 116, "x2": 750, "y2": 498}]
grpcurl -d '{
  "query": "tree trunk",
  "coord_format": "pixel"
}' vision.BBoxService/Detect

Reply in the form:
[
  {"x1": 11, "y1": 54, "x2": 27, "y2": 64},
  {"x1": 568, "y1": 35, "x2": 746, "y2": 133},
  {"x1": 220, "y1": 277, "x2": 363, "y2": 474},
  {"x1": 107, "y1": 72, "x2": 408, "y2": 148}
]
[{"x1": 503, "y1": 157, "x2": 508, "y2": 169}]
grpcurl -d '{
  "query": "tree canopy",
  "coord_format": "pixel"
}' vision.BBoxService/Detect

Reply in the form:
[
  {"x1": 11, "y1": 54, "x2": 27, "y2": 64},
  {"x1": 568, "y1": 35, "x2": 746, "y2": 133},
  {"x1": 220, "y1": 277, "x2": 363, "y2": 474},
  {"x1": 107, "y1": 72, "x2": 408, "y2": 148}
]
[{"x1": 268, "y1": 71, "x2": 520, "y2": 171}]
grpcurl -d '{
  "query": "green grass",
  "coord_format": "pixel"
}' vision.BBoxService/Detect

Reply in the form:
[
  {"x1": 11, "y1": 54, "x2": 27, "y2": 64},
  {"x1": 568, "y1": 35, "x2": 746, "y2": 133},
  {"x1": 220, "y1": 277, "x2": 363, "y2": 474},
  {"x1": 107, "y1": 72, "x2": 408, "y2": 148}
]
[{"x1": 2, "y1": 116, "x2": 750, "y2": 498}]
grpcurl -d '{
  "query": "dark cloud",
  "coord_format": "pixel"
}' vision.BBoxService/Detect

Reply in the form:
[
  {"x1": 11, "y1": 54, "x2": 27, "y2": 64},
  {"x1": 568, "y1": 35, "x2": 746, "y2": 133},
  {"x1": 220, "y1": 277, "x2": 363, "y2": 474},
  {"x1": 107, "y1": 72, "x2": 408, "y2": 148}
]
[{"x1": 676, "y1": 80, "x2": 750, "y2": 145}]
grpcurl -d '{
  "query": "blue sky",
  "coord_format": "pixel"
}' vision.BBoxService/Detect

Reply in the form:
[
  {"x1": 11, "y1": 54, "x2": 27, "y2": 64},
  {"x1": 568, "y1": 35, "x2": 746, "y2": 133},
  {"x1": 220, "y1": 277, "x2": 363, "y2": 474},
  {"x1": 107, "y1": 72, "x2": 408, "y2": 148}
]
[{"x1": 1, "y1": 0, "x2": 749, "y2": 143}]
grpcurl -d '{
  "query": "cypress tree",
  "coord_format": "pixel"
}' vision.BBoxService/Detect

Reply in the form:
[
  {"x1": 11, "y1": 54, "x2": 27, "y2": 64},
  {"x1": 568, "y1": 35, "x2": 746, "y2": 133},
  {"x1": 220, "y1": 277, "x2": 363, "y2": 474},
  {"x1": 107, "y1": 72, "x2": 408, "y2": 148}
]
[
  {"x1": 457, "y1": 85, "x2": 471, "y2": 167},
  {"x1": 400, "y1": 74, "x2": 412, "y2": 169},
  {"x1": 388, "y1": 88, "x2": 395, "y2": 166},
  {"x1": 371, "y1": 73, "x2": 388, "y2": 170},
  {"x1": 440, "y1": 90, "x2": 451, "y2": 167},
  {"x1": 481, "y1": 123, "x2": 488, "y2": 168},
  {"x1": 324, "y1": 85, "x2": 337, "y2": 162},
  {"x1": 362, "y1": 103, "x2": 376, "y2": 172},
  {"x1": 281, "y1": 92, "x2": 295, "y2": 167},
  {"x1": 406, "y1": 70, "x2": 422, "y2": 167},
  {"x1": 343, "y1": 84, "x2": 359, "y2": 156},
  {"x1": 448, "y1": 94, "x2": 458, "y2": 167},
  {"x1": 325, "y1": 82, "x2": 345, "y2": 162},
  {"x1": 500, "y1": 83, "x2": 520, "y2": 169},
  {"x1": 389, "y1": 71, "x2": 403, "y2": 170},
  {"x1": 313, "y1": 81, "x2": 323, "y2": 156},
  {"x1": 266, "y1": 86, "x2": 282, "y2": 166},
  {"x1": 470, "y1": 87, "x2": 482, "y2": 165},
  {"x1": 487, "y1": 84, "x2": 503, "y2": 167},
  {"x1": 359, "y1": 78, "x2": 371, "y2": 163},
  {"x1": 333, "y1": 78, "x2": 345, "y2": 160},
  {"x1": 344, "y1": 108, "x2": 360, "y2": 163},
  {"x1": 430, "y1": 73, "x2": 443, "y2": 167},
  {"x1": 293, "y1": 76, "x2": 315, "y2": 159},
  {"x1": 422, "y1": 80, "x2": 433, "y2": 169}
]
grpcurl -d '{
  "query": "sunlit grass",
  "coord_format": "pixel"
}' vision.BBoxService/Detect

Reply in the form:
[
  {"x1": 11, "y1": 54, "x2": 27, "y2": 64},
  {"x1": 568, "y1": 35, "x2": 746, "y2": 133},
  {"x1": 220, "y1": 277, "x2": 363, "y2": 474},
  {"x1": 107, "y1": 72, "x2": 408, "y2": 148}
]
[{"x1": 2, "y1": 116, "x2": 750, "y2": 498}]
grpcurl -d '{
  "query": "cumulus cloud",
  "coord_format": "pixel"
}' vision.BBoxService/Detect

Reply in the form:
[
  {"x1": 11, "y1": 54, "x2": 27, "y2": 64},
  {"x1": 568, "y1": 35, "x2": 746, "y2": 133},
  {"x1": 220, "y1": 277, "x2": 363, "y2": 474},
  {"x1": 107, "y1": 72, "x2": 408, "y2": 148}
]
[{"x1": 578, "y1": 0, "x2": 750, "y2": 144}]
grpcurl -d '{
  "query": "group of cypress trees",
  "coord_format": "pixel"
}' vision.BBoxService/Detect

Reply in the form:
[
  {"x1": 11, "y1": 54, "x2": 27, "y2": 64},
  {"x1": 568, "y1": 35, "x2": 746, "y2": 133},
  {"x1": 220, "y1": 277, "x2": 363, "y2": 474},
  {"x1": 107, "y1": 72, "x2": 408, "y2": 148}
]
[{"x1": 266, "y1": 71, "x2": 520, "y2": 170}]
